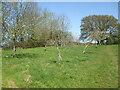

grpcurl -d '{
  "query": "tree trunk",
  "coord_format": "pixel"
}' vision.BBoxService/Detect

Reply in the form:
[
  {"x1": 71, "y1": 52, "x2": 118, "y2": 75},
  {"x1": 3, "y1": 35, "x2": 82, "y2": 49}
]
[
  {"x1": 95, "y1": 42, "x2": 98, "y2": 48},
  {"x1": 13, "y1": 37, "x2": 16, "y2": 56},
  {"x1": 13, "y1": 43, "x2": 16, "y2": 56},
  {"x1": 83, "y1": 44, "x2": 89, "y2": 53},
  {"x1": 44, "y1": 44, "x2": 47, "y2": 51},
  {"x1": 97, "y1": 41, "x2": 99, "y2": 45},
  {"x1": 99, "y1": 40, "x2": 101, "y2": 45},
  {"x1": 83, "y1": 40, "x2": 93, "y2": 53},
  {"x1": 56, "y1": 44, "x2": 62, "y2": 61}
]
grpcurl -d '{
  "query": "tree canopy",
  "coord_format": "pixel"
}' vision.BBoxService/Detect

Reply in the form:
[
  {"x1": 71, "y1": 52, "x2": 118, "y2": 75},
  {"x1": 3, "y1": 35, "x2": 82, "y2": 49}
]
[
  {"x1": 79, "y1": 15, "x2": 118, "y2": 44},
  {"x1": 1, "y1": 2, "x2": 73, "y2": 55}
]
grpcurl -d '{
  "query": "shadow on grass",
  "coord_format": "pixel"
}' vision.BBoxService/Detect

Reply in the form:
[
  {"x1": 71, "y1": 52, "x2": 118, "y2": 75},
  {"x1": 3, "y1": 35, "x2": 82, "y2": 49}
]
[
  {"x1": 50, "y1": 60, "x2": 71, "y2": 64},
  {"x1": 76, "y1": 57, "x2": 89, "y2": 62},
  {"x1": 79, "y1": 59, "x2": 88, "y2": 62},
  {"x1": 4, "y1": 53, "x2": 38, "y2": 58},
  {"x1": 51, "y1": 60, "x2": 57, "y2": 63},
  {"x1": 84, "y1": 51, "x2": 94, "y2": 54}
]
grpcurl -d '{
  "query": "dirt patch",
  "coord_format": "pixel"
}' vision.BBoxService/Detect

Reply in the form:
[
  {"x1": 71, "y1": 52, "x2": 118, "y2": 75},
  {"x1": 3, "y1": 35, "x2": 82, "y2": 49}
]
[
  {"x1": 24, "y1": 75, "x2": 32, "y2": 83},
  {"x1": 21, "y1": 70, "x2": 29, "y2": 73},
  {"x1": 8, "y1": 80, "x2": 18, "y2": 88},
  {"x1": 46, "y1": 63, "x2": 50, "y2": 66}
]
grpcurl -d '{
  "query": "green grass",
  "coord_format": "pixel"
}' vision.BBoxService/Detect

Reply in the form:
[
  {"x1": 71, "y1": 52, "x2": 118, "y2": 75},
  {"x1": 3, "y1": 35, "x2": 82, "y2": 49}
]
[
  {"x1": 2, "y1": 45, "x2": 118, "y2": 88},
  {"x1": 0, "y1": 48, "x2": 2, "y2": 89}
]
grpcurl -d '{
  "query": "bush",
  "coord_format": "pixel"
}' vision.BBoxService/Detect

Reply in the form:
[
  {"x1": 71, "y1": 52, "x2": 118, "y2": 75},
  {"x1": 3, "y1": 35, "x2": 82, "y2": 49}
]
[{"x1": 2, "y1": 41, "x2": 46, "y2": 50}]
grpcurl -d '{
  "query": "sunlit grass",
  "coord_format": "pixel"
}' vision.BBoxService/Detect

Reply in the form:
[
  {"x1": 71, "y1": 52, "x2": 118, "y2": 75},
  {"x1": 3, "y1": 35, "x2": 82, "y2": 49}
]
[{"x1": 2, "y1": 45, "x2": 118, "y2": 88}]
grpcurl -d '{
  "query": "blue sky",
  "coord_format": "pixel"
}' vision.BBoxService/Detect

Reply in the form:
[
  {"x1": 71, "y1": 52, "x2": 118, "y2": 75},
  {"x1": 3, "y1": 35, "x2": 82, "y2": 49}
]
[{"x1": 38, "y1": 2, "x2": 118, "y2": 40}]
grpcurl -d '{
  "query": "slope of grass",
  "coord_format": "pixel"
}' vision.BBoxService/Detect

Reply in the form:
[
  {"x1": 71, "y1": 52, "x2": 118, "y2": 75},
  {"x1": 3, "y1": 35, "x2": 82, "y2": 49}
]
[
  {"x1": 0, "y1": 48, "x2": 2, "y2": 89},
  {"x1": 2, "y1": 45, "x2": 118, "y2": 88}
]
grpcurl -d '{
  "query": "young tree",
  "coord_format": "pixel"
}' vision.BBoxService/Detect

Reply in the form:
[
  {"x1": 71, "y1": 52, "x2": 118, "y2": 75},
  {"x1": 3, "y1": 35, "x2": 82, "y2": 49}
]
[
  {"x1": 52, "y1": 14, "x2": 70, "y2": 61},
  {"x1": 40, "y1": 12, "x2": 71, "y2": 61}
]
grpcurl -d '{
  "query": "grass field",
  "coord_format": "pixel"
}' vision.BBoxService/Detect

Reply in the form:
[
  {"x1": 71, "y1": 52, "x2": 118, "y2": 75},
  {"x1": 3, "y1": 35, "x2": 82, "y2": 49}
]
[{"x1": 2, "y1": 45, "x2": 118, "y2": 88}]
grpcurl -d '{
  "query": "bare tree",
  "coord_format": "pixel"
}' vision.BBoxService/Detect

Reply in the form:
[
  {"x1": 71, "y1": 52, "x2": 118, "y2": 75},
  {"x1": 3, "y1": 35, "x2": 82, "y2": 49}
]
[
  {"x1": 53, "y1": 14, "x2": 70, "y2": 61},
  {"x1": 2, "y1": 2, "x2": 42, "y2": 55}
]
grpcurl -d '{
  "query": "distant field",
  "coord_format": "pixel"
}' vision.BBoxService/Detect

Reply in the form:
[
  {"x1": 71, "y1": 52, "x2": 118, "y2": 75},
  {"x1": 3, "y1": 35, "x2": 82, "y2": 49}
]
[{"x1": 2, "y1": 45, "x2": 118, "y2": 88}]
